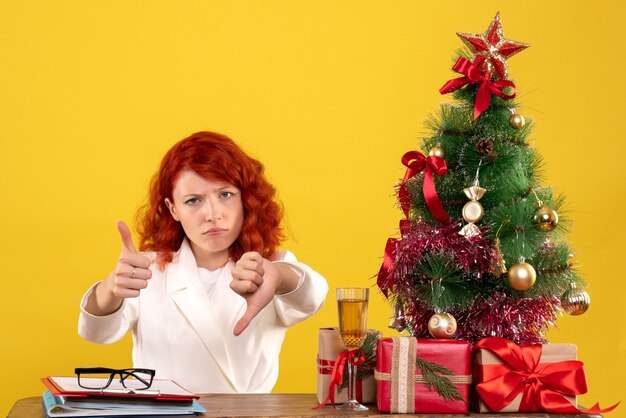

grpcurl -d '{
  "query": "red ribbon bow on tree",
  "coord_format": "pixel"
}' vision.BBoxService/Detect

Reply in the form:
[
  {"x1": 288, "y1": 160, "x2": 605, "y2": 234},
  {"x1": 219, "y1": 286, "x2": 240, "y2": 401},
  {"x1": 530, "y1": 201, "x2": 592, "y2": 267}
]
[
  {"x1": 398, "y1": 150, "x2": 450, "y2": 225},
  {"x1": 474, "y1": 337, "x2": 619, "y2": 414},
  {"x1": 439, "y1": 56, "x2": 517, "y2": 120},
  {"x1": 313, "y1": 349, "x2": 365, "y2": 409},
  {"x1": 376, "y1": 219, "x2": 410, "y2": 297},
  {"x1": 377, "y1": 152, "x2": 449, "y2": 297}
]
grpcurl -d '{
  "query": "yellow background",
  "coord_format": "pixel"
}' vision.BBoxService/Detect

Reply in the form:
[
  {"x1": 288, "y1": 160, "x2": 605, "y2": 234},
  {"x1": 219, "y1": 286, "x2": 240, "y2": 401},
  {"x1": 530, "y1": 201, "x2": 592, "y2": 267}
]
[{"x1": 1, "y1": 1, "x2": 624, "y2": 416}]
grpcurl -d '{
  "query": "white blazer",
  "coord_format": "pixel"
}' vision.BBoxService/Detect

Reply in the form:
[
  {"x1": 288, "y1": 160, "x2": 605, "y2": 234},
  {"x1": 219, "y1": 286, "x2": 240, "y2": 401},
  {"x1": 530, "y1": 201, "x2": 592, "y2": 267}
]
[{"x1": 78, "y1": 239, "x2": 328, "y2": 394}]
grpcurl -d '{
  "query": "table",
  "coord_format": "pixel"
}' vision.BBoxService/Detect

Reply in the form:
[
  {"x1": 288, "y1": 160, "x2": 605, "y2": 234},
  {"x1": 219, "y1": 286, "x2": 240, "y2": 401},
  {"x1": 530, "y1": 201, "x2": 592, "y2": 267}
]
[{"x1": 8, "y1": 393, "x2": 602, "y2": 417}]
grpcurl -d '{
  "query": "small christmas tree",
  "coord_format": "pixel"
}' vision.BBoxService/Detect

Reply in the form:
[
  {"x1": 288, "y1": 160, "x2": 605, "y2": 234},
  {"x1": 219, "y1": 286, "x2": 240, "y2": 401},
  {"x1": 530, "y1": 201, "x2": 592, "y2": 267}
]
[{"x1": 378, "y1": 13, "x2": 590, "y2": 344}]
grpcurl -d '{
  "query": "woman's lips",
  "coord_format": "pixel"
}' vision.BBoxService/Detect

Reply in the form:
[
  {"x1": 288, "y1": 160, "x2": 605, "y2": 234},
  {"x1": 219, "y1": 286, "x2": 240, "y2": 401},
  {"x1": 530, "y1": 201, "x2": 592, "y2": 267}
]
[{"x1": 203, "y1": 228, "x2": 227, "y2": 235}]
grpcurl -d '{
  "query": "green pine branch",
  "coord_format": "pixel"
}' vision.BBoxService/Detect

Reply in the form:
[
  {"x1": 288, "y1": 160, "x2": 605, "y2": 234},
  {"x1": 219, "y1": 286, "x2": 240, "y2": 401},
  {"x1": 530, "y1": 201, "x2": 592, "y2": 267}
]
[
  {"x1": 415, "y1": 356, "x2": 465, "y2": 402},
  {"x1": 410, "y1": 252, "x2": 480, "y2": 310}
]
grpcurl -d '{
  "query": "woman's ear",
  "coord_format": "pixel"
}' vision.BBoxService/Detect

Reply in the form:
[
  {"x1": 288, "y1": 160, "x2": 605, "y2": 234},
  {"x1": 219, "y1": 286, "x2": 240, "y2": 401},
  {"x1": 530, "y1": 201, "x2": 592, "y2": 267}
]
[{"x1": 164, "y1": 198, "x2": 180, "y2": 221}]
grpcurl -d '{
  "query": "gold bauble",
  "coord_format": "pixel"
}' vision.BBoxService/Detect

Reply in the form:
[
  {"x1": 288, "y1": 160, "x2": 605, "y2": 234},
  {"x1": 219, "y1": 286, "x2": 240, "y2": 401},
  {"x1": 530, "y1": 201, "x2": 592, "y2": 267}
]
[
  {"x1": 561, "y1": 288, "x2": 590, "y2": 315},
  {"x1": 428, "y1": 312, "x2": 457, "y2": 339},
  {"x1": 429, "y1": 145, "x2": 445, "y2": 158},
  {"x1": 509, "y1": 113, "x2": 525, "y2": 129},
  {"x1": 507, "y1": 262, "x2": 536, "y2": 291},
  {"x1": 533, "y1": 205, "x2": 559, "y2": 231}
]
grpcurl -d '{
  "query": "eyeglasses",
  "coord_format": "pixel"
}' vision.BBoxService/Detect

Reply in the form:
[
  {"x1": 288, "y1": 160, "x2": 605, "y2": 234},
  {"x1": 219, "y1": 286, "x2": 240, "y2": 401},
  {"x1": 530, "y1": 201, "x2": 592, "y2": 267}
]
[{"x1": 75, "y1": 367, "x2": 156, "y2": 390}]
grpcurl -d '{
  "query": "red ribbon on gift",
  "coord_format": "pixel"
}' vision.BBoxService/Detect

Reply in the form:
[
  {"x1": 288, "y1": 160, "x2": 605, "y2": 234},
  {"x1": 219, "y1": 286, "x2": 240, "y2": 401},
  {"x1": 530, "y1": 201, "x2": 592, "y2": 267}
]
[
  {"x1": 317, "y1": 357, "x2": 365, "y2": 402},
  {"x1": 399, "y1": 151, "x2": 450, "y2": 225},
  {"x1": 474, "y1": 337, "x2": 619, "y2": 414},
  {"x1": 439, "y1": 57, "x2": 517, "y2": 120},
  {"x1": 313, "y1": 349, "x2": 365, "y2": 409},
  {"x1": 376, "y1": 220, "x2": 410, "y2": 297},
  {"x1": 317, "y1": 357, "x2": 334, "y2": 374}
]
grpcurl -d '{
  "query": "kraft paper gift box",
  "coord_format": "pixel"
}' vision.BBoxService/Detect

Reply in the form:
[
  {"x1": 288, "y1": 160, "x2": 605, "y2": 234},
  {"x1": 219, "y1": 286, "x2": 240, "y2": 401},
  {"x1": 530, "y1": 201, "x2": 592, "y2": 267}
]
[
  {"x1": 375, "y1": 337, "x2": 471, "y2": 413},
  {"x1": 316, "y1": 327, "x2": 377, "y2": 404},
  {"x1": 472, "y1": 337, "x2": 581, "y2": 413}
]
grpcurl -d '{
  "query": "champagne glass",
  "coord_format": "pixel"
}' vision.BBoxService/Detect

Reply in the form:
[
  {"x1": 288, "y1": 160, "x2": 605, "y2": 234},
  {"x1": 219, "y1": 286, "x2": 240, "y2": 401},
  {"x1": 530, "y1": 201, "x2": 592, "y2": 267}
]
[{"x1": 336, "y1": 288, "x2": 369, "y2": 411}]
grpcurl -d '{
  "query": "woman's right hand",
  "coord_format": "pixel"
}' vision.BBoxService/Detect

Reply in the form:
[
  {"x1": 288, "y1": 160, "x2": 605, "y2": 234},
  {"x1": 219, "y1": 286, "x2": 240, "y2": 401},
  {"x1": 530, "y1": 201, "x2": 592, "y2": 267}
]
[
  {"x1": 109, "y1": 221, "x2": 152, "y2": 298},
  {"x1": 85, "y1": 221, "x2": 152, "y2": 316}
]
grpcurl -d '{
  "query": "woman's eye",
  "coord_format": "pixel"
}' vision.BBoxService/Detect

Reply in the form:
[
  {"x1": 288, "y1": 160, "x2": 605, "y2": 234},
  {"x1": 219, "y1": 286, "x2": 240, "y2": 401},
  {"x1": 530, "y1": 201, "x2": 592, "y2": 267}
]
[
  {"x1": 185, "y1": 197, "x2": 200, "y2": 205},
  {"x1": 220, "y1": 191, "x2": 233, "y2": 199}
]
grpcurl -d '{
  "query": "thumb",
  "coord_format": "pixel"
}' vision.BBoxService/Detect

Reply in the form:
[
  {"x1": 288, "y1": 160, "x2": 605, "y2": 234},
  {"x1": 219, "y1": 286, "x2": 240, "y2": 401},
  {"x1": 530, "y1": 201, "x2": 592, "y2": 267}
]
[
  {"x1": 233, "y1": 304, "x2": 261, "y2": 336},
  {"x1": 116, "y1": 221, "x2": 138, "y2": 253}
]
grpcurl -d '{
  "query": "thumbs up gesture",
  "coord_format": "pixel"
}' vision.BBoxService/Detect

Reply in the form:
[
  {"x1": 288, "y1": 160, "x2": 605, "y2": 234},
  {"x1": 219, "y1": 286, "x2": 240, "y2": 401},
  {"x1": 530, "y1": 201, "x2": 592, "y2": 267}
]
[
  {"x1": 111, "y1": 221, "x2": 152, "y2": 298},
  {"x1": 85, "y1": 221, "x2": 153, "y2": 316}
]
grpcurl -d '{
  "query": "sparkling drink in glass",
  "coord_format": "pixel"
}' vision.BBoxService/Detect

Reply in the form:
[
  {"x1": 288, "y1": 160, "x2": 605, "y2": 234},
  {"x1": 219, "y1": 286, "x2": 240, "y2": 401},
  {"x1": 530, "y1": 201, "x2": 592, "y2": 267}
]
[{"x1": 336, "y1": 288, "x2": 369, "y2": 411}]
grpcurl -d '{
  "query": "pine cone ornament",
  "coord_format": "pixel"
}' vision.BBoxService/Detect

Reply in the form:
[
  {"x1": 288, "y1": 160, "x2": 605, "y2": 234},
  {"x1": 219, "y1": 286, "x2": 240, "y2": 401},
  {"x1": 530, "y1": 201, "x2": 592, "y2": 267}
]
[{"x1": 475, "y1": 138, "x2": 494, "y2": 155}]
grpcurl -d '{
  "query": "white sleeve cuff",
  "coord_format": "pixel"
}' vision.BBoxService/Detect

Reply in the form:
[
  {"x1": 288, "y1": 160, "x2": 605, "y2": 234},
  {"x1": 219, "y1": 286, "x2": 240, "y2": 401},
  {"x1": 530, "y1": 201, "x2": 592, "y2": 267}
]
[
  {"x1": 271, "y1": 253, "x2": 328, "y2": 327},
  {"x1": 78, "y1": 282, "x2": 129, "y2": 344},
  {"x1": 272, "y1": 261, "x2": 305, "y2": 296}
]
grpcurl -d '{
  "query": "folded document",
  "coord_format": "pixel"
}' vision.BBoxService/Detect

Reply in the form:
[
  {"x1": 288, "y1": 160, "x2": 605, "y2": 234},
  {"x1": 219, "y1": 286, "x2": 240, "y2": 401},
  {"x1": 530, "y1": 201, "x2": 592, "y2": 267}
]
[{"x1": 42, "y1": 376, "x2": 198, "y2": 401}]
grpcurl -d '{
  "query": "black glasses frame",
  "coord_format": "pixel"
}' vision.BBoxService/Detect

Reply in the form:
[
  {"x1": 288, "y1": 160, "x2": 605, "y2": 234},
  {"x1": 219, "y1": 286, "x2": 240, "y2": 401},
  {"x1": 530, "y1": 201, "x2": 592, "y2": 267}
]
[{"x1": 75, "y1": 367, "x2": 156, "y2": 390}]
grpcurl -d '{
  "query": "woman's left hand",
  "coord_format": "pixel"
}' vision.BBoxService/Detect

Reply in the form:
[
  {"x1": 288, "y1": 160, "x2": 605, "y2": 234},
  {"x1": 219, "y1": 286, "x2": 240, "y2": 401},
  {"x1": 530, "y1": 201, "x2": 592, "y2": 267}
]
[{"x1": 230, "y1": 252, "x2": 279, "y2": 336}]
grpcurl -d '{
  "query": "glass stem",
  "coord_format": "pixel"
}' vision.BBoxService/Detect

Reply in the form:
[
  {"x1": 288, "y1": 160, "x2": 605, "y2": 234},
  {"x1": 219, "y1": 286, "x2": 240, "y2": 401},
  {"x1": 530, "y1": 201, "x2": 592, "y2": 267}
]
[{"x1": 347, "y1": 361, "x2": 357, "y2": 402}]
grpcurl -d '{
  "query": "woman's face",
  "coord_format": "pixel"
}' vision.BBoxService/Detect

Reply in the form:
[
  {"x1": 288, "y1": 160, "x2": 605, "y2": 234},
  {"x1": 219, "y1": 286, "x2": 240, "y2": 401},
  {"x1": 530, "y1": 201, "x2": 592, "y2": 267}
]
[{"x1": 165, "y1": 169, "x2": 244, "y2": 269}]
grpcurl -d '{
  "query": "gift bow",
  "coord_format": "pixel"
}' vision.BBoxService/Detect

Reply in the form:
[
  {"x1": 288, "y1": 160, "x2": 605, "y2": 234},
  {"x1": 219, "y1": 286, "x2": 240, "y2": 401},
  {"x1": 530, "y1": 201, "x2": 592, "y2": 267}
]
[
  {"x1": 439, "y1": 57, "x2": 517, "y2": 120},
  {"x1": 474, "y1": 337, "x2": 619, "y2": 414},
  {"x1": 399, "y1": 150, "x2": 450, "y2": 225},
  {"x1": 317, "y1": 356, "x2": 365, "y2": 402},
  {"x1": 313, "y1": 349, "x2": 365, "y2": 409}
]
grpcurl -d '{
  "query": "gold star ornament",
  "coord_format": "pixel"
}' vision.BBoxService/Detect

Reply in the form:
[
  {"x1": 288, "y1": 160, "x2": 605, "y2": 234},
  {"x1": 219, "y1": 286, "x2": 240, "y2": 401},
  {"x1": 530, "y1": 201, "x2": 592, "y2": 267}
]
[{"x1": 456, "y1": 12, "x2": 529, "y2": 80}]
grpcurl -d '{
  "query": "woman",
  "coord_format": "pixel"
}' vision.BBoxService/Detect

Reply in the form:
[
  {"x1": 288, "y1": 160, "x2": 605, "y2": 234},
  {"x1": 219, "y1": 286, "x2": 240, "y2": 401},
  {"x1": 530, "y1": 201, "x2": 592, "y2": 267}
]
[{"x1": 78, "y1": 131, "x2": 328, "y2": 394}]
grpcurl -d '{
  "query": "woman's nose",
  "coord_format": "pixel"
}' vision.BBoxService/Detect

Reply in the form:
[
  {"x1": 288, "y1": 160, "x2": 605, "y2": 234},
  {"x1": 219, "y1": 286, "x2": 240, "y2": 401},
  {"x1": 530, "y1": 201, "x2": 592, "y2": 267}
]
[{"x1": 204, "y1": 200, "x2": 221, "y2": 221}]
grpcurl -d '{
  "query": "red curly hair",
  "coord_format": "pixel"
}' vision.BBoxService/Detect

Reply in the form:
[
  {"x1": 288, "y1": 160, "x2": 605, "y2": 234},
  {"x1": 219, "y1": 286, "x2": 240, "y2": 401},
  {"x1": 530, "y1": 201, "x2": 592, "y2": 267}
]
[{"x1": 136, "y1": 131, "x2": 284, "y2": 268}]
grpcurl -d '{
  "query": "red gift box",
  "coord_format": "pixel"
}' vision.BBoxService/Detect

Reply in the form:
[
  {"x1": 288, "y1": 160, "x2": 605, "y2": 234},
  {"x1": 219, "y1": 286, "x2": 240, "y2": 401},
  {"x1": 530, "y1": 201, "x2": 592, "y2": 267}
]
[
  {"x1": 472, "y1": 337, "x2": 619, "y2": 415},
  {"x1": 375, "y1": 337, "x2": 471, "y2": 413}
]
